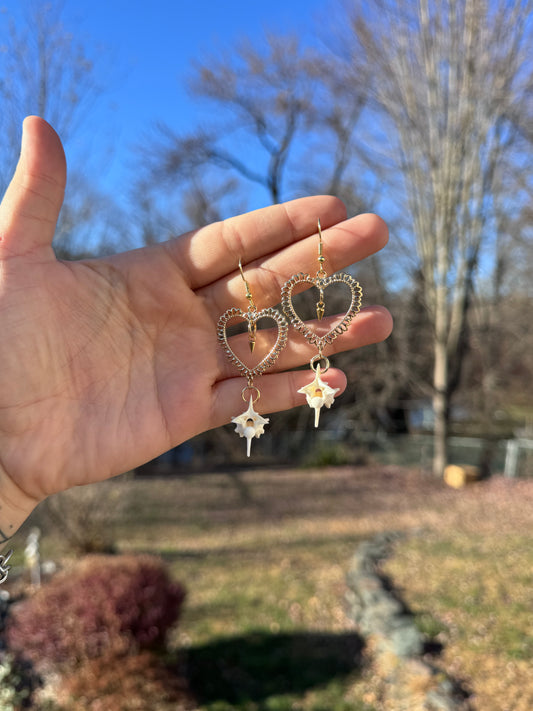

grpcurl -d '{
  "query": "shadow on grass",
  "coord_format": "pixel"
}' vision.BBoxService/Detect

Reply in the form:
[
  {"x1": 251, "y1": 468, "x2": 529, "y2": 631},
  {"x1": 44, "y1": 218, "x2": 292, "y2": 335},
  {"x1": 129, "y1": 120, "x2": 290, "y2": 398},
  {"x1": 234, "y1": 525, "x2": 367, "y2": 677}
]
[
  {"x1": 185, "y1": 630, "x2": 365, "y2": 707},
  {"x1": 156, "y1": 531, "x2": 368, "y2": 563}
]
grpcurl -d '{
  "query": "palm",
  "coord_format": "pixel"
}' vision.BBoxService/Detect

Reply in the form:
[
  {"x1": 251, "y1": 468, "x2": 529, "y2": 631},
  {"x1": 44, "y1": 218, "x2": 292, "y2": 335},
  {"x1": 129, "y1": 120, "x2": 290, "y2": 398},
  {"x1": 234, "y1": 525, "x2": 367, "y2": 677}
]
[
  {"x1": 0, "y1": 251, "x2": 218, "y2": 502},
  {"x1": 0, "y1": 117, "x2": 391, "y2": 529}
]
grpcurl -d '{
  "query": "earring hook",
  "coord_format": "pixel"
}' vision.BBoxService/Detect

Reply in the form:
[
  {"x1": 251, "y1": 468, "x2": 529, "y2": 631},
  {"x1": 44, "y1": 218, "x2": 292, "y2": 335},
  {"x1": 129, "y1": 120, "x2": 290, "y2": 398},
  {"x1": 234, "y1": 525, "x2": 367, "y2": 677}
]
[
  {"x1": 239, "y1": 259, "x2": 256, "y2": 311},
  {"x1": 316, "y1": 220, "x2": 326, "y2": 320},
  {"x1": 239, "y1": 259, "x2": 257, "y2": 352},
  {"x1": 317, "y1": 219, "x2": 326, "y2": 276}
]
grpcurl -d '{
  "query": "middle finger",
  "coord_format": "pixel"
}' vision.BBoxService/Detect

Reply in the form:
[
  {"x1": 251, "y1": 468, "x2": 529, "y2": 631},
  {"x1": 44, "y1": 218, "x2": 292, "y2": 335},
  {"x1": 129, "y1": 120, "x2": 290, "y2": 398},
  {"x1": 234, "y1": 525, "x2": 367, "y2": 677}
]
[{"x1": 200, "y1": 212, "x2": 388, "y2": 320}]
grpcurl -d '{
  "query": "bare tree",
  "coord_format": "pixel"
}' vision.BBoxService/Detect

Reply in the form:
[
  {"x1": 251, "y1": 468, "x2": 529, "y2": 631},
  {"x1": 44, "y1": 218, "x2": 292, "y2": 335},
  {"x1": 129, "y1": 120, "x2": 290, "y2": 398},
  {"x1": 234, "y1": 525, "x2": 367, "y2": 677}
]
[
  {"x1": 0, "y1": 3, "x2": 98, "y2": 171},
  {"x1": 0, "y1": 2, "x2": 123, "y2": 257},
  {"x1": 142, "y1": 36, "x2": 311, "y2": 210},
  {"x1": 467, "y1": 188, "x2": 533, "y2": 432},
  {"x1": 143, "y1": 33, "x2": 370, "y2": 225},
  {"x1": 349, "y1": 0, "x2": 533, "y2": 475}
]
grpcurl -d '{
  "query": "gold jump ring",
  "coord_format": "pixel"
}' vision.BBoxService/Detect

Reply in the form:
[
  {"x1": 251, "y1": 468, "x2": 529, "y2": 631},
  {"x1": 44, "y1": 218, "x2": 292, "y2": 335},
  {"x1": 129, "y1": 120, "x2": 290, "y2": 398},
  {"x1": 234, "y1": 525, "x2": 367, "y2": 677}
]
[
  {"x1": 310, "y1": 354, "x2": 330, "y2": 373},
  {"x1": 241, "y1": 385, "x2": 261, "y2": 403}
]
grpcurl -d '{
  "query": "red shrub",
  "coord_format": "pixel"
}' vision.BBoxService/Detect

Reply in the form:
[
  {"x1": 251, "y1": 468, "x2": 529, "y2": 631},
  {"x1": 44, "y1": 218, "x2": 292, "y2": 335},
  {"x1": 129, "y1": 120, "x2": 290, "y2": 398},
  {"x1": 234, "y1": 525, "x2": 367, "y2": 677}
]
[
  {"x1": 6, "y1": 554, "x2": 185, "y2": 671},
  {"x1": 56, "y1": 650, "x2": 194, "y2": 710}
]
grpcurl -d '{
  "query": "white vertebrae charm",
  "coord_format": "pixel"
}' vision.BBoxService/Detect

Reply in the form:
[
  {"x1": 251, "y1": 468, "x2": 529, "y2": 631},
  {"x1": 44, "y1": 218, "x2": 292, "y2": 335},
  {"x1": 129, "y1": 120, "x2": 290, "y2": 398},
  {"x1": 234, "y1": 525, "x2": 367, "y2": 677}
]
[
  {"x1": 231, "y1": 396, "x2": 270, "y2": 457},
  {"x1": 298, "y1": 367, "x2": 339, "y2": 428}
]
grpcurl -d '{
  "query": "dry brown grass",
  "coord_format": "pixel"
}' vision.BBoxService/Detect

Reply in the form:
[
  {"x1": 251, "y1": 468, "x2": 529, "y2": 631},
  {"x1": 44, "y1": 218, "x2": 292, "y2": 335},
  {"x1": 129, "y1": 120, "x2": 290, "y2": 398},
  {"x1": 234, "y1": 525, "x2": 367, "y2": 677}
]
[
  {"x1": 384, "y1": 476, "x2": 533, "y2": 711},
  {"x1": 31, "y1": 465, "x2": 533, "y2": 710}
]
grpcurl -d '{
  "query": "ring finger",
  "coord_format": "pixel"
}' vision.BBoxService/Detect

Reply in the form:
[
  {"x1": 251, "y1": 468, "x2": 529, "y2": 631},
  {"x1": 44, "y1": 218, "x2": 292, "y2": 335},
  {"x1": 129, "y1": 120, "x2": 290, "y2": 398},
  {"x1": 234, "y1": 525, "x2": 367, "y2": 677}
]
[{"x1": 215, "y1": 304, "x2": 392, "y2": 381}]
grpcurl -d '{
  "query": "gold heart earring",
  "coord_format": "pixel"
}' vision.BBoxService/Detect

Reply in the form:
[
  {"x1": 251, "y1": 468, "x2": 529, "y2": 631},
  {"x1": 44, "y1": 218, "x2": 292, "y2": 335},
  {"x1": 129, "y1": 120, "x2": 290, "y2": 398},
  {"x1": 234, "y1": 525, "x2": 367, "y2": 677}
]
[
  {"x1": 281, "y1": 219, "x2": 362, "y2": 427},
  {"x1": 217, "y1": 260, "x2": 288, "y2": 456}
]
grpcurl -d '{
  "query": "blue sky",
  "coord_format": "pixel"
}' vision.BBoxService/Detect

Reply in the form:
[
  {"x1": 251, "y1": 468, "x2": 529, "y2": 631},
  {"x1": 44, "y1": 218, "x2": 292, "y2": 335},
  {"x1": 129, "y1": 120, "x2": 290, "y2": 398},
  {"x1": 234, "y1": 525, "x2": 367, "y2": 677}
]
[
  {"x1": 1, "y1": 0, "x2": 333, "y2": 210},
  {"x1": 65, "y1": 0, "x2": 328, "y2": 134}
]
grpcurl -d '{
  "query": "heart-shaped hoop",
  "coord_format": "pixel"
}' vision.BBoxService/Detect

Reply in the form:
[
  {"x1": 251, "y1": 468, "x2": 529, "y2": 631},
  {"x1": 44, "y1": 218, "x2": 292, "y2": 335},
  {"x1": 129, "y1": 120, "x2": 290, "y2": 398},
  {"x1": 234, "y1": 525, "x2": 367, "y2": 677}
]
[
  {"x1": 281, "y1": 272, "x2": 362, "y2": 352},
  {"x1": 217, "y1": 307, "x2": 288, "y2": 381}
]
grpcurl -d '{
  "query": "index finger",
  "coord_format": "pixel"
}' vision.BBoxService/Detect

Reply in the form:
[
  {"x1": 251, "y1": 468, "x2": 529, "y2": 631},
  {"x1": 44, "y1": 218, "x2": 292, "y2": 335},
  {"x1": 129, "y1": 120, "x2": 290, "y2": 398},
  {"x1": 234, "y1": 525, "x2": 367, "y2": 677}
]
[{"x1": 166, "y1": 195, "x2": 347, "y2": 290}]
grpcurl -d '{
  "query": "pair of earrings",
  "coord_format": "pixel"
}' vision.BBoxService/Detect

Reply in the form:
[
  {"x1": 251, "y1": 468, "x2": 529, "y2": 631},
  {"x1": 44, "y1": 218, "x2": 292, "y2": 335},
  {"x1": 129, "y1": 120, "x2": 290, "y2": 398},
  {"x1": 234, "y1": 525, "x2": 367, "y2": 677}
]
[{"x1": 217, "y1": 220, "x2": 363, "y2": 456}]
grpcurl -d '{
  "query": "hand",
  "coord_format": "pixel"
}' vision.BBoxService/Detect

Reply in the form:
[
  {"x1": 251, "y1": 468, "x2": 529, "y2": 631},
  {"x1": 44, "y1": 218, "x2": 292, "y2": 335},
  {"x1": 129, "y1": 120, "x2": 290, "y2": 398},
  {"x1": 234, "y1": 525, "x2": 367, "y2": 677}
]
[{"x1": 0, "y1": 116, "x2": 392, "y2": 535}]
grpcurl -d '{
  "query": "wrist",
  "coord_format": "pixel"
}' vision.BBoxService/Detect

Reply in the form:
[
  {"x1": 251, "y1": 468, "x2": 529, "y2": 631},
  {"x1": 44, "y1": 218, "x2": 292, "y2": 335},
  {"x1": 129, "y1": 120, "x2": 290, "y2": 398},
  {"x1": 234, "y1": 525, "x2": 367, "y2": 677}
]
[{"x1": 0, "y1": 466, "x2": 39, "y2": 551}]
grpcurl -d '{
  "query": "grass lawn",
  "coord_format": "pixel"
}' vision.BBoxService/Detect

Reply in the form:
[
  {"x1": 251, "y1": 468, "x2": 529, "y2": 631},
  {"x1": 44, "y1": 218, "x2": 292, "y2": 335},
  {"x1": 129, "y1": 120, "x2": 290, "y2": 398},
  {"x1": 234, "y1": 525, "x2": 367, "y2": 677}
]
[
  {"x1": 384, "y1": 479, "x2": 533, "y2": 711},
  {"x1": 22, "y1": 465, "x2": 533, "y2": 710}
]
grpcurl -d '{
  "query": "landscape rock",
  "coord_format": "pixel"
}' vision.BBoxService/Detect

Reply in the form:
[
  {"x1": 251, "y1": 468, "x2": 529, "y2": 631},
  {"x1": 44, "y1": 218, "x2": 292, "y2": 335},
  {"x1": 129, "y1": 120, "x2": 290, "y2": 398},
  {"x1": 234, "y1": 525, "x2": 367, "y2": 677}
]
[{"x1": 345, "y1": 532, "x2": 472, "y2": 711}]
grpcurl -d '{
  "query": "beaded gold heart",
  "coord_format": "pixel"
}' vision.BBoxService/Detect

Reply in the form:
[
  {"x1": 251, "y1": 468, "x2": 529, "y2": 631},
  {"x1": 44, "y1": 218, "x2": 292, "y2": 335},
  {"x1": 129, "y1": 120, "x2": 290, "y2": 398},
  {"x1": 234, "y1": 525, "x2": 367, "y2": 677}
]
[
  {"x1": 281, "y1": 272, "x2": 362, "y2": 354},
  {"x1": 217, "y1": 307, "x2": 288, "y2": 382}
]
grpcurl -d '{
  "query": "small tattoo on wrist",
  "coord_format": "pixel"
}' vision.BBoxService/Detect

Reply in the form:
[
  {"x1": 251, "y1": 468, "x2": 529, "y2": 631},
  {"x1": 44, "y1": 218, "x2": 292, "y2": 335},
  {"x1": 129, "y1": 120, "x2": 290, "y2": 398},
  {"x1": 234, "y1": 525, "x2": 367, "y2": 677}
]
[{"x1": 0, "y1": 526, "x2": 14, "y2": 544}]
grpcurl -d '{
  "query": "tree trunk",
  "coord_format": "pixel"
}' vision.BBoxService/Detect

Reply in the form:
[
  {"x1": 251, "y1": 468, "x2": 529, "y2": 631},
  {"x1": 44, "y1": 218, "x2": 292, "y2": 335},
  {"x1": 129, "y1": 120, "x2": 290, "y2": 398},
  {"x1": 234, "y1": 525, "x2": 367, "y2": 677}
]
[
  {"x1": 350, "y1": 0, "x2": 533, "y2": 477},
  {"x1": 432, "y1": 283, "x2": 449, "y2": 477},
  {"x1": 432, "y1": 339, "x2": 448, "y2": 478}
]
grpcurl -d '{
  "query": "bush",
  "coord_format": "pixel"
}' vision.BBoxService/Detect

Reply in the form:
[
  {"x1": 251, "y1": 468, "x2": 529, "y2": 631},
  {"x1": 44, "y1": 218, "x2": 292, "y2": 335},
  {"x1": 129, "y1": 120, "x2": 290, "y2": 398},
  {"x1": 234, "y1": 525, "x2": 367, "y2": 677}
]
[
  {"x1": 303, "y1": 441, "x2": 355, "y2": 468},
  {"x1": 42, "y1": 477, "x2": 132, "y2": 554},
  {"x1": 6, "y1": 555, "x2": 186, "y2": 672},
  {"x1": 54, "y1": 650, "x2": 193, "y2": 711}
]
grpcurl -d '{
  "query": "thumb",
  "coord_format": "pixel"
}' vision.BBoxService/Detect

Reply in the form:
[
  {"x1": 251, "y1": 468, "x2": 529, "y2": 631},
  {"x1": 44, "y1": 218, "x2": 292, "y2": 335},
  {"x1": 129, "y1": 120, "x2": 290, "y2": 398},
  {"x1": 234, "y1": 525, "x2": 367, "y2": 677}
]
[{"x1": 0, "y1": 116, "x2": 66, "y2": 257}]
